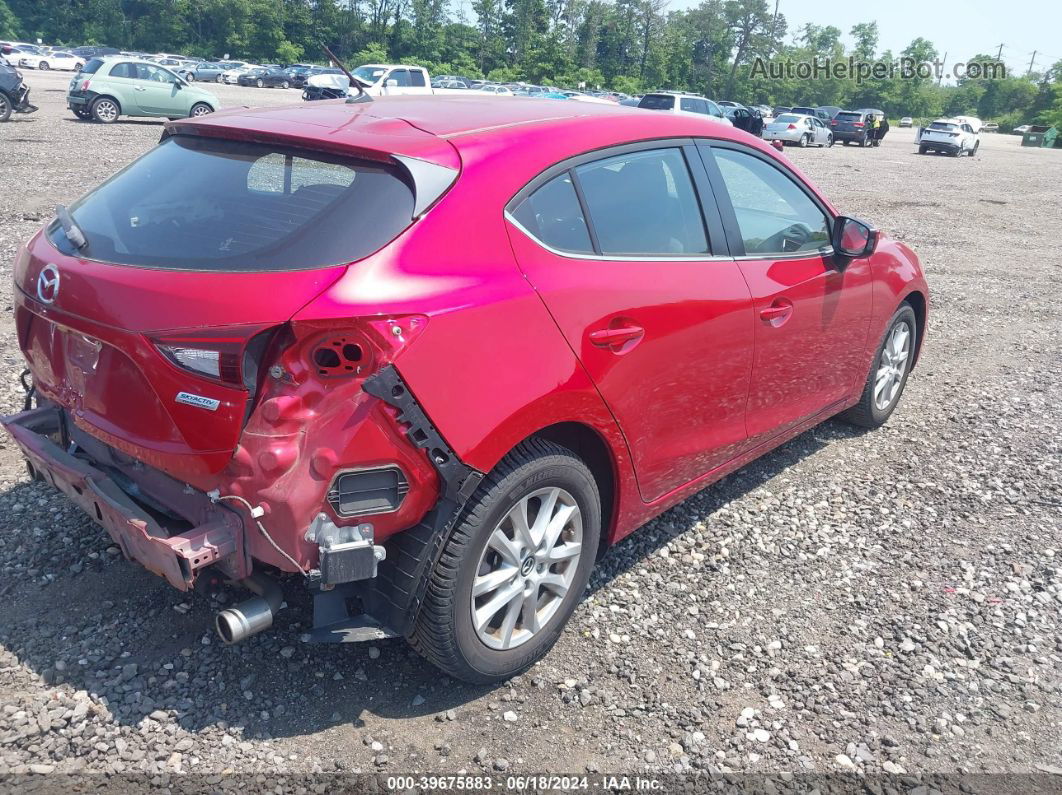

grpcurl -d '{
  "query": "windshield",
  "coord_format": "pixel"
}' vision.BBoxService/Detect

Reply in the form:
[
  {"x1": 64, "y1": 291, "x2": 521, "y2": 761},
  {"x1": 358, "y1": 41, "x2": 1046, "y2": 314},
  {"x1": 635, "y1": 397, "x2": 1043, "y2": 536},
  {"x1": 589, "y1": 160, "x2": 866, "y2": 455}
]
[
  {"x1": 353, "y1": 66, "x2": 387, "y2": 83},
  {"x1": 49, "y1": 136, "x2": 416, "y2": 272}
]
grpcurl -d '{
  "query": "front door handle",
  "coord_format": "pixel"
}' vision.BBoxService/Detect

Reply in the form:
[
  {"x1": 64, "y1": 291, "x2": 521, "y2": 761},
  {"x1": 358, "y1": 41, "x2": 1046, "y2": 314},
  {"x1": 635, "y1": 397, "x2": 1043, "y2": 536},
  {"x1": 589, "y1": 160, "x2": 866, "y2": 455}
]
[
  {"x1": 759, "y1": 300, "x2": 794, "y2": 325},
  {"x1": 589, "y1": 325, "x2": 645, "y2": 349}
]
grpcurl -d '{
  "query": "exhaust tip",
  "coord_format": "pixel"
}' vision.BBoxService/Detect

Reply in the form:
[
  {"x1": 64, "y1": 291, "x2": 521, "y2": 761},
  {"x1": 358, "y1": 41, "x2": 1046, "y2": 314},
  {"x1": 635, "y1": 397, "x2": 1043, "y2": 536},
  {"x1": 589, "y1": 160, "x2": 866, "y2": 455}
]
[{"x1": 215, "y1": 596, "x2": 274, "y2": 645}]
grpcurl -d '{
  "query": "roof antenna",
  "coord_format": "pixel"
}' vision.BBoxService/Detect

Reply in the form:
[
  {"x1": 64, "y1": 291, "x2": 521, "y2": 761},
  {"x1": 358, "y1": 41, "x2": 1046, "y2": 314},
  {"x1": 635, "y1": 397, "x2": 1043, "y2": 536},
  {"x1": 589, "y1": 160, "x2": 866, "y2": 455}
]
[{"x1": 320, "y1": 41, "x2": 372, "y2": 104}]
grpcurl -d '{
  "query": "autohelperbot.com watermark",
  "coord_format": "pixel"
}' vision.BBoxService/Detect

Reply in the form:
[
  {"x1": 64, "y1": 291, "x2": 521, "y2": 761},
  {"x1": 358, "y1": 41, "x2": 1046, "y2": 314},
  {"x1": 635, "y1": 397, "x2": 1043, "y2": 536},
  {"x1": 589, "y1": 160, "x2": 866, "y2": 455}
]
[{"x1": 751, "y1": 56, "x2": 1006, "y2": 84}]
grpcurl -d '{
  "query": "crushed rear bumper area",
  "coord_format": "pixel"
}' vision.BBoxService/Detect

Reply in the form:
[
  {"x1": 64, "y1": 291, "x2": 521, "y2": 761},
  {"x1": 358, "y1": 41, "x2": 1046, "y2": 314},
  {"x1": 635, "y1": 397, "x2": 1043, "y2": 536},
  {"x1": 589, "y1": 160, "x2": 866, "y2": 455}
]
[{"x1": 1, "y1": 405, "x2": 249, "y2": 590}]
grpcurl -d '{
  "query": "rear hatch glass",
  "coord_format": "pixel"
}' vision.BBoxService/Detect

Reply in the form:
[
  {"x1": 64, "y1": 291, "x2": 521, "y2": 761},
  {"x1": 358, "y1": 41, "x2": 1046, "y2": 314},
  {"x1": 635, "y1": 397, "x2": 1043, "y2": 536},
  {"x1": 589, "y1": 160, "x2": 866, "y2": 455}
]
[
  {"x1": 638, "y1": 94, "x2": 675, "y2": 110},
  {"x1": 80, "y1": 58, "x2": 104, "y2": 75},
  {"x1": 48, "y1": 135, "x2": 415, "y2": 271}
]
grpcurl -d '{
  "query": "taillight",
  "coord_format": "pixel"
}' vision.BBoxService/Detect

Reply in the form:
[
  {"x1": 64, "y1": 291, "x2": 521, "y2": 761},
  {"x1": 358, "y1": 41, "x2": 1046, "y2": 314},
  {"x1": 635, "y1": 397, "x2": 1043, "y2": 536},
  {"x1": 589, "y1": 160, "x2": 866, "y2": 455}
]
[
  {"x1": 79, "y1": 79, "x2": 90, "y2": 91},
  {"x1": 787, "y1": 124, "x2": 797, "y2": 130},
  {"x1": 830, "y1": 120, "x2": 837, "y2": 125},
  {"x1": 853, "y1": 122, "x2": 864, "y2": 128},
  {"x1": 152, "y1": 325, "x2": 278, "y2": 390}
]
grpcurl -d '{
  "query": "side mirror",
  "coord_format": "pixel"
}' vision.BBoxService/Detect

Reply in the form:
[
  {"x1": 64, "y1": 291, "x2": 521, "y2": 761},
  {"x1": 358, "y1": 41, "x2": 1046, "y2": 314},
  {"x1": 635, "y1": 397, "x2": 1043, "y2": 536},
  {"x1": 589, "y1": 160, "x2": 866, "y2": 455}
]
[
  {"x1": 384, "y1": 78, "x2": 398, "y2": 87},
  {"x1": 832, "y1": 216, "x2": 878, "y2": 261}
]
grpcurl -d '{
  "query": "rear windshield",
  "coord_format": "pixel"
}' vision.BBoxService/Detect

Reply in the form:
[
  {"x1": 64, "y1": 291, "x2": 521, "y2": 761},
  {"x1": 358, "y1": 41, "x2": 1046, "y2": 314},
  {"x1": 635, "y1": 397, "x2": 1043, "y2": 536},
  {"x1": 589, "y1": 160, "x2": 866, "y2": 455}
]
[
  {"x1": 775, "y1": 114, "x2": 802, "y2": 123},
  {"x1": 836, "y1": 112, "x2": 862, "y2": 121},
  {"x1": 48, "y1": 135, "x2": 415, "y2": 271},
  {"x1": 638, "y1": 95, "x2": 675, "y2": 110},
  {"x1": 929, "y1": 122, "x2": 958, "y2": 131},
  {"x1": 81, "y1": 58, "x2": 104, "y2": 74}
]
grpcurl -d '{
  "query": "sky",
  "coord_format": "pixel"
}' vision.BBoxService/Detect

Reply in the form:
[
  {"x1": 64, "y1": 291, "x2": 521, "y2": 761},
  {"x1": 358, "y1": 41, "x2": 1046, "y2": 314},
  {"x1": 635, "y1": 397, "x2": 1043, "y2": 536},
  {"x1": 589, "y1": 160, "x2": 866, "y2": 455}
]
[{"x1": 669, "y1": 0, "x2": 1062, "y2": 81}]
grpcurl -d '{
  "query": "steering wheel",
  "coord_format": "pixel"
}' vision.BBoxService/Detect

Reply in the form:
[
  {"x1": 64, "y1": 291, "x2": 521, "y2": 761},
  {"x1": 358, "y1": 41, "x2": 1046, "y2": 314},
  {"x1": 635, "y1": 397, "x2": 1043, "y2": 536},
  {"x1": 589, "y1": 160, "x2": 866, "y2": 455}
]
[{"x1": 777, "y1": 222, "x2": 813, "y2": 253}]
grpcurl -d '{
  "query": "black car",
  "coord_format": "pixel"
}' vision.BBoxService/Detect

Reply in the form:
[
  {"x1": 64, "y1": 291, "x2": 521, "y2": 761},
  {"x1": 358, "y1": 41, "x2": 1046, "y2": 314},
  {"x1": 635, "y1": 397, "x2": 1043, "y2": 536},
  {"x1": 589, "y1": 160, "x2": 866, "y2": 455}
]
[
  {"x1": 830, "y1": 110, "x2": 873, "y2": 146},
  {"x1": 237, "y1": 67, "x2": 291, "y2": 88},
  {"x1": 0, "y1": 62, "x2": 38, "y2": 122},
  {"x1": 724, "y1": 105, "x2": 764, "y2": 136},
  {"x1": 283, "y1": 65, "x2": 326, "y2": 88}
]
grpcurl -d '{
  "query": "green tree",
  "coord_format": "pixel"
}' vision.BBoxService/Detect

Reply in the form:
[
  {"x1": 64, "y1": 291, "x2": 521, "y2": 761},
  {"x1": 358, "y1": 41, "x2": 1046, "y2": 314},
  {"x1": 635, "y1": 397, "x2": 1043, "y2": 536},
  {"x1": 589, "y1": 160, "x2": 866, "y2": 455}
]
[{"x1": 0, "y1": 0, "x2": 19, "y2": 38}]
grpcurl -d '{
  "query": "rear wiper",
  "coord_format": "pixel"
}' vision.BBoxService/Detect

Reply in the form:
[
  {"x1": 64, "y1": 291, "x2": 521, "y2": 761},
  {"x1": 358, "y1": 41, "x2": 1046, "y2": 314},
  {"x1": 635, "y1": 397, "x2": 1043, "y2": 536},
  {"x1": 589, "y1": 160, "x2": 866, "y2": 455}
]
[{"x1": 55, "y1": 204, "x2": 88, "y2": 251}]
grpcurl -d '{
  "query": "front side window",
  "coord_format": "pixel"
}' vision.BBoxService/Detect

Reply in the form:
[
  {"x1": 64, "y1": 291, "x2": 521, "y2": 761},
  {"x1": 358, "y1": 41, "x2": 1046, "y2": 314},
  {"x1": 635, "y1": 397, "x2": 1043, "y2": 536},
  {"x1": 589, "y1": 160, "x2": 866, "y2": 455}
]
[
  {"x1": 48, "y1": 135, "x2": 415, "y2": 271},
  {"x1": 510, "y1": 173, "x2": 593, "y2": 254},
  {"x1": 706, "y1": 101, "x2": 724, "y2": 117},
  {"x1": 712, "y1": 148, "x2": 830, "y2": 256},
  {"x1": 575, "y1": 148, "x2": 708, "y2": 256}
]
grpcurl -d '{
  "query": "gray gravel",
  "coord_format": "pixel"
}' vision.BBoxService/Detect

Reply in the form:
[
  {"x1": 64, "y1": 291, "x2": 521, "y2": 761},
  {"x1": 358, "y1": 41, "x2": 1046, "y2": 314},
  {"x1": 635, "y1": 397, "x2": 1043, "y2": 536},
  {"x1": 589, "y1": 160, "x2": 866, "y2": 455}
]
[{"x1": 0, "y1": 70, "x2": 1060, "y2": 781}]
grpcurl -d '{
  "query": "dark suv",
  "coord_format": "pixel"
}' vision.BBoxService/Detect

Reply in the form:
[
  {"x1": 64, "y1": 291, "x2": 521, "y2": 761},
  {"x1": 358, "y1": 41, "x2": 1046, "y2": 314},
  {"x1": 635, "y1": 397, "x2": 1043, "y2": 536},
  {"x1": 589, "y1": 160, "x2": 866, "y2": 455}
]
[{"x1": 831, "y1": 110, "x2": 872, "y2": 146}]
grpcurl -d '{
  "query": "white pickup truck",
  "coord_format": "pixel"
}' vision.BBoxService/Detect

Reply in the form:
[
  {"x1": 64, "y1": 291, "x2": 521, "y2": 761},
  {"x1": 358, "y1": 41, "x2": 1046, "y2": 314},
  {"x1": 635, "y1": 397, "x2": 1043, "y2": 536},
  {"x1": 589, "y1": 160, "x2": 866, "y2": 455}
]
[{"x1": 305, "y1": 63, "x2": 470, "y2": 99}]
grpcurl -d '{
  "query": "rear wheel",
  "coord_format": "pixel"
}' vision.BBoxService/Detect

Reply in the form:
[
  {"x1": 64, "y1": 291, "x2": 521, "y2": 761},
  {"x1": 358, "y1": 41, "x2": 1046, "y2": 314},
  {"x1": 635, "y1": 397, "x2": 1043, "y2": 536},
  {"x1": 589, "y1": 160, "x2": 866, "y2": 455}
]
[
  {"x1": 842, "y1": 139, "x2": 850, "y2": 146},
  {"x1": 215, "y1": 74, "x2": 223, "y2": 83},
  {"x1": 0, "y1": 93, "x2": 11, "y2": 123},
  {"x1": 839, "y1": 303, "x2": 917, "y2": 428},
  {"x1": 90, "y1": 96, "x2": 120, "y2": 123},
  {"x1": 799, "y1": 134, "x2": 809, "y2": 148},
  {"x1": 410, "y1": 438, "x2": 600, "y2": 684},
  {"x1": 825, "y1": 134, "x2": 834, "y2": 147},
  {"x1": 281, "y1": 80, "x2": 289, "y2": 89}
]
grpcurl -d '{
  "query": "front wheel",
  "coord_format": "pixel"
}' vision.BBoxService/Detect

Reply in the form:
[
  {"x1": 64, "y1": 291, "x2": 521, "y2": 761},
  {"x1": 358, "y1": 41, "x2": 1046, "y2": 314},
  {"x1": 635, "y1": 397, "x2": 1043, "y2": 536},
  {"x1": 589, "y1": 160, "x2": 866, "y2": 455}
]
[
  {"x1": 410, "y1": 438, "x2": 600, "y2": 684},
  {"x1": 39, "y1": 61, "x2": 50, "y2": 71},
  {"x1": 839, "y1": 303, "x2": 917, "y2": 428},
  {"x1": 918, "y1": 145, "x2": 928, "y2": 154},
  {"x1": 281, "y1": 80, "x2": 289, "y2": 89},
  {"x1": 0, "y1": 93, "x2": 11, "y2": 122},
  {"x1": 825, "y1": 134, "x2": 834, "y2": 147},
  {"x1": 968, "y1": 141, "x2": 978, "y2": 157},
  {"x1": 189, "y1": 102, "x2": 213, "y2": 118},
  {"x1": 256, "y1": 78, "x2": 263, "y2": 88}
]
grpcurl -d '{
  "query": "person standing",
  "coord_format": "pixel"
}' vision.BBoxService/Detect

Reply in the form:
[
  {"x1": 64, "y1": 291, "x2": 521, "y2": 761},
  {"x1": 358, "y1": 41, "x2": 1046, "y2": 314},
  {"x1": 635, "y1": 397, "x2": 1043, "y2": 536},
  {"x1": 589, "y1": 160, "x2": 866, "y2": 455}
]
[{"x1": 875, "y1": 115, "x2": 890, "y2": 146}]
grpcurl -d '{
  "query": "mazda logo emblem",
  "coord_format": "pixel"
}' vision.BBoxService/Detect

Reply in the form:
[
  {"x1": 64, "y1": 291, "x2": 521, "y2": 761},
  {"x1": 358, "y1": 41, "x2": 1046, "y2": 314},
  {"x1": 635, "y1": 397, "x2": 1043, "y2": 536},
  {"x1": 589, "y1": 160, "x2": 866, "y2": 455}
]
[{"x1": 37, "y1": 264, "x2": 60, "y2": 304}]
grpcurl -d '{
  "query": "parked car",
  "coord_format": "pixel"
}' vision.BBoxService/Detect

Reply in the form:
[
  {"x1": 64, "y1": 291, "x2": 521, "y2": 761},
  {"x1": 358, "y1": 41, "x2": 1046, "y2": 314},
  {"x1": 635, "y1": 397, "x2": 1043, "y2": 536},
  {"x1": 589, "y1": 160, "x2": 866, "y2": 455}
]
[
  {"x1": 191, "y1": 62, "x2": 228, "y2": 83},
  {"x1": 1012, "y1": 124, "x2": 1032, "y2": 135},
  {"x1": 831, "y1": 110, "x2": 873, "y2": 146},
  {"x1": 762, "y1": 113, "x2": 833, "y2": 147},
  {"x1": 814, "y1": 106, "x2": 841, "y2": 121},
  {"x1": 724, "y1": 105, "x2": 763, "y2": 136},
  {"x1": 636, "y1": 92, "x2": 732, "y2": 125},
  {"x1": 790, "y1": 105, "x2": 818, "y2": 118},
  {"x1": 479, "y1": 84, "x2": 514, "y2": 95},
  {"x1": 772, "y1": 106, "x2": 792, "y2": 117},
  {"x1": 238, "y1": 67, "x2": 292, "y2": 89},
  {"x1": 3, "y1": 96, "x2": 928, "y2": 684},
  {"x1": 918, "y1": 118, "x2": 980, "y2": 156},
  {"x1": 70, "y1": 46, "x2": 120, "y2": 59},
  {"x1": 0, "y1": 61, "x2": 38, "y2": 121},
  {"x1": 17, "y1": 50, "x2": 84, "y2": 71},
  {"x1": 221, "y1": 64, "x2": 256, "y2": 84},
  {"x1": 982, "y1": 122, "x2": 999, "y2": 133},
  {"x1": 67, "y1": 57, "x2": 218, "y2": 122},
  {"x1": 899, "y1": 116, "x2": 913, "y2": 127}
]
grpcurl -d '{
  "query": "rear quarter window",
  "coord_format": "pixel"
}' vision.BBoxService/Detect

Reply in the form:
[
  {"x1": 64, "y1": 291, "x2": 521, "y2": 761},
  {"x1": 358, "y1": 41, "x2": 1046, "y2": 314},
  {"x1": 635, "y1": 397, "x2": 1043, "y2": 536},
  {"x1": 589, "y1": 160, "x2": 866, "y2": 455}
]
[{"x1": 49, "y1": 136, "x2": 416, "y2": 272}]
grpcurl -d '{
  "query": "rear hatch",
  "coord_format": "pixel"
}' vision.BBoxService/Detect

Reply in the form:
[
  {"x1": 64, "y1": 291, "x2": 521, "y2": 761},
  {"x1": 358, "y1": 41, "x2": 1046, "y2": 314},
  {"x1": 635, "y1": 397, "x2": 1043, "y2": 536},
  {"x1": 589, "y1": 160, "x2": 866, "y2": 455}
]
[
  {"x1": 13, "y1": 126, "x2": 437, "y2": 482},
  {"x1": 921, "y1": 122, "x2": 961, "y2": 144}
]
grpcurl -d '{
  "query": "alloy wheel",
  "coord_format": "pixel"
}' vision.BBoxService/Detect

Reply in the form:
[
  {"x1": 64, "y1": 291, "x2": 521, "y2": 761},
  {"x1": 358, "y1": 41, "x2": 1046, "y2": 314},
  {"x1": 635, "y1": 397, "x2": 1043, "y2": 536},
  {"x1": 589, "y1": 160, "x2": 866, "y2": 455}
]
[
  {"x1": 94, "y1": 99, "x2": 118, "y2": 122},
  {"x1": 874, "y1": 321, "x2": 911, "y2": 411},
  {"x1": 471, "y1": 486, "x2": 583, "y2": 651}
]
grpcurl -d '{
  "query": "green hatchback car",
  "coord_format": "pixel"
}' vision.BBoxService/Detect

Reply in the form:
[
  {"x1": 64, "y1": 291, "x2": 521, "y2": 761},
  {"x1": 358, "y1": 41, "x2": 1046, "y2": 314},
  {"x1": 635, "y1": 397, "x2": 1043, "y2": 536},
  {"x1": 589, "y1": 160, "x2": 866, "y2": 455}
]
[{"x1": 68, "y1": 56, "x2": 219, "y2": 123}]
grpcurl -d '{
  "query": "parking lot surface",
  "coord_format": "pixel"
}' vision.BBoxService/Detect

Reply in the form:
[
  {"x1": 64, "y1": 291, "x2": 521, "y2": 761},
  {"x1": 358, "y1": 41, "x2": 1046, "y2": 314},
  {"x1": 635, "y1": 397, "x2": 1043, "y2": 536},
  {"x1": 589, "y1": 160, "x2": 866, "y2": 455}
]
[{"x1": 0, "y1": 69, "x2": 1059, "y2": 780}]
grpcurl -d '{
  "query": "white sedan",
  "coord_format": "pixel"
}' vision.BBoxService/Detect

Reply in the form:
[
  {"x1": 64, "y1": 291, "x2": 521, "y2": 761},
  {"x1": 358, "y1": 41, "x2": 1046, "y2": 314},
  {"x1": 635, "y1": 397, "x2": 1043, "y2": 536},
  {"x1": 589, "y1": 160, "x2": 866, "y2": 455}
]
[
  {"x1": 221, "y1": 63, "x2": 257, "y2": 84},
  {"x1": 18, "y1": 51, "x2": 84, "y2": 71}
]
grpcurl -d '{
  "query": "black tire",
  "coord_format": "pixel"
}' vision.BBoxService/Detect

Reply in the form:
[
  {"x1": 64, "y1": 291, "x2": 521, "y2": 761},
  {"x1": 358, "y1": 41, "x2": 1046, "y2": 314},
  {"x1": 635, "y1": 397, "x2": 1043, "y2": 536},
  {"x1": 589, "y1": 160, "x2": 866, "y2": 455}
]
[
  {"x1": 410, "y1": 438, "x2": 601, "y2": 684},
  {"x1": 826, "y1": 134, "x2": 834, "y2": 147},
  {"x1": 281, "y1": 80, "x2": 289, "y2": 89},
  {"x1": 798, "y1": 134, "x2": 809, "y2": 148},
  {"x1": 0, "y1": 93, "x2": 11, "y2": 123},
  {"x1": 842, "y1": 140, "x2": 849, "y2": 146},
  {"x1": 73, "y1": 107, "x2": 91, "y2": 120},
  {"x1": 215, "y1": 74, "x2": 223, "y2": 83},
  {"x1": 189, "y1": 102, "x2": 213, "y2": 118},
  {"x1": 256, "y1": 78, "x2": 263, "y2": 88},
  {"x1": 860, "y1": 135, "x2": 869, "y2": 147},
  {"x1": 90, "y1": 96, "x2": 120, "y2": 123},
  {"x1": 918, "y1": 145, "x2": 927, "y2": 154},
  {"x1": 839, "y1": 303, "x2": 918, "y2": 428},
  {"x1": 969, "y1": 141, "x2": 978, "y2": 157},
  {"x1": 39, "y1": 61, "x2": 49, "y2": 71}
]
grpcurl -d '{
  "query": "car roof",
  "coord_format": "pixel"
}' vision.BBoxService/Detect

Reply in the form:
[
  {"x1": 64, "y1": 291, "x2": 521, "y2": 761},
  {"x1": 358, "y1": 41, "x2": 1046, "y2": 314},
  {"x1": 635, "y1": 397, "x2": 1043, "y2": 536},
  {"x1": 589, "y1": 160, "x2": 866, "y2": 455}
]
[{"x1": 169, "y1": 95, "x2": 776, "y2": 168}]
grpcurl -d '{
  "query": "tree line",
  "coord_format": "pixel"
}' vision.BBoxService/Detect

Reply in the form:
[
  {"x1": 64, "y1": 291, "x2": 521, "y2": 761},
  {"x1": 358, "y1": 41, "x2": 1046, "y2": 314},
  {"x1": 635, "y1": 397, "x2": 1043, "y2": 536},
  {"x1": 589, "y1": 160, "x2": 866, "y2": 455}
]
[{"x1": 3, "y1": 0, "x2": 1060, "y2": 129}]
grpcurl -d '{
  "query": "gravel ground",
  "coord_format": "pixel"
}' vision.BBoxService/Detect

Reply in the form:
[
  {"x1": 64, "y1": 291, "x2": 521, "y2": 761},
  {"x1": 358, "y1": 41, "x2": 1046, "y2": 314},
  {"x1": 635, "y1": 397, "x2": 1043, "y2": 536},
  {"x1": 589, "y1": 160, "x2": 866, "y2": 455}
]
[{"x1": 0, "y1": 70, "x2": 1060, "y2": 785}]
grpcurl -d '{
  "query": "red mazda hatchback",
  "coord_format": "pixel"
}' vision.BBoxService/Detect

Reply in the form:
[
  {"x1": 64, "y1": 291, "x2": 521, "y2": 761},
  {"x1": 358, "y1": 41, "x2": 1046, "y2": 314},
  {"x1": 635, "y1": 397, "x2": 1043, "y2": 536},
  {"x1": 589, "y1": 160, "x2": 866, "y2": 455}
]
[{"x1": 4, "y1": 96, "x2": 927, "y2": 683}]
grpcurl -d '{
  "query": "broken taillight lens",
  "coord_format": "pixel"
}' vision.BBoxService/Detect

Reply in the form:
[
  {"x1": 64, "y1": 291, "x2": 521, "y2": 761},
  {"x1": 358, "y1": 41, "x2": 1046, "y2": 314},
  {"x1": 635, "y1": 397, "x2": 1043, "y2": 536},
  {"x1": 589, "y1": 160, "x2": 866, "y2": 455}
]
[
  {"x1": 152, "y1": 326, "x2": 278, "y2": 390},
  {"x1": 786, "y1": 124, "x2": 797, "y2": 130}
]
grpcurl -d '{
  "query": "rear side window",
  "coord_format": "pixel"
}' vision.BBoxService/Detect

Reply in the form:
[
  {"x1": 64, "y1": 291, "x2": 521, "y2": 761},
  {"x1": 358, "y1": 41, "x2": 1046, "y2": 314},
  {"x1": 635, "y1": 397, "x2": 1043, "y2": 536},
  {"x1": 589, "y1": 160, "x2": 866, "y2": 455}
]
[
  {"x1": 108, "y1": 62, "x2": 136, "y2": 79},
  {"x1": 680, "y1": 98, "x2": 707, "y2": 114},
  {"x1": 49, "y1": 136, "x2": 416, "y2": 271},
  {"x1": 410, "y1": 70, "x2": 426, "y2": 87},
  {"x1": 575, "y1": 148, "x2": 707, "y2": 256},
  {"x1": 638, "y1": 95, "x2": 674, "y2": 110},
  {"x1": 510, "y1": 174, "x2": 593, "y2": 254}
]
